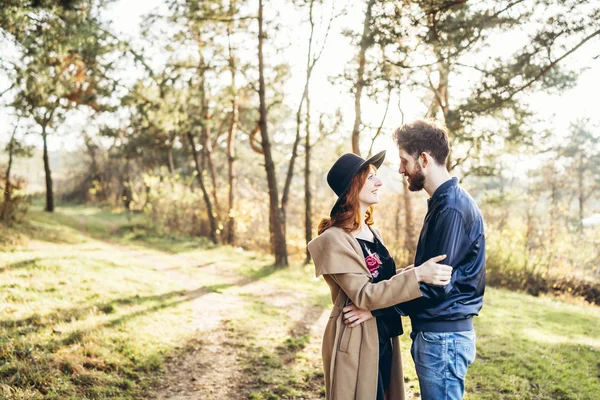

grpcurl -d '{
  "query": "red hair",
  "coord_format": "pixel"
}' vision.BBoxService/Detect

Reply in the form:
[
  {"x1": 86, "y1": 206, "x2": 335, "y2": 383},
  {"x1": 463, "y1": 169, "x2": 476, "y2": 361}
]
[{"x1": 318, "y1": 165, "x2": 377, "y2": 235}]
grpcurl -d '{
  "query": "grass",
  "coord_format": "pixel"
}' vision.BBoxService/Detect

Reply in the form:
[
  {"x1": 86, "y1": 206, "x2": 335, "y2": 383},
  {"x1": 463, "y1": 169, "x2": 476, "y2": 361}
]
[
  {"x1": 1, "y1": 204, "x2": 599, "y2": 399},
  {"x1": 465, "y1": 290, "x2": 600, "y2": 400},
  {"x1": 0, "y1": 205, "x2": 270, "y2": 399}
]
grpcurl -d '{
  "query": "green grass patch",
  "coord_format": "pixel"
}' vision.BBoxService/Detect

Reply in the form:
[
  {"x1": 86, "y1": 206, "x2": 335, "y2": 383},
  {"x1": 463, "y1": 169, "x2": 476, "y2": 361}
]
[
  {"x1": 0, "y1": 249, "x2": 196, "y2": 398},
  {"x1": 0, "y1": 205, "x2": 270, "y2": 399},
  {"x1": 1, "y1": 205, "x2": 599, "y2": 399},
  {"x1": 220, "y1": 265, "x2": 329, "y2": 399},
  {"x1": 465, "y1": 289, "x2": 600, "y2": 400}
]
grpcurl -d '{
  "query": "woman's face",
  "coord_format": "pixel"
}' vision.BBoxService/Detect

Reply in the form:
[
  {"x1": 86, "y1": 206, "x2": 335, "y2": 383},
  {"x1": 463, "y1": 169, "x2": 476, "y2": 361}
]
[{"x1": 358, "y1": 167, "x2": 383, "y2": 207}]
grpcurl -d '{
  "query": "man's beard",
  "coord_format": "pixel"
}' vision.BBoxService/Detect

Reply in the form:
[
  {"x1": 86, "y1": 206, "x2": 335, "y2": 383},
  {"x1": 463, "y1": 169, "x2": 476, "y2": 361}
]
[{"x1": 406, "y1": 163, "x2": 426, "y2": 192}]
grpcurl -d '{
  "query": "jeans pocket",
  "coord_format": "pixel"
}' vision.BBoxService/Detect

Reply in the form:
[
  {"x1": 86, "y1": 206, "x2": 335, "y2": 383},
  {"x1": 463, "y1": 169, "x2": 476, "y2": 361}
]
[
  {"x1": 454, "y1": 337, "x2": 476, "y2": 378},
  {"x1": 420, "y1": 331, "x2": 446, "y2": 344},
  {"x1": 413, "y1": 332, "x2": 446, "y2": 371}
]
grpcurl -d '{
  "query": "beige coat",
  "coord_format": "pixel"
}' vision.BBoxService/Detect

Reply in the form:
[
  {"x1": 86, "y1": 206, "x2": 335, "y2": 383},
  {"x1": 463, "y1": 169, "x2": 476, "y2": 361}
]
[{"x1": 308, "y1": 226, "x2": 422, "y2": 400}]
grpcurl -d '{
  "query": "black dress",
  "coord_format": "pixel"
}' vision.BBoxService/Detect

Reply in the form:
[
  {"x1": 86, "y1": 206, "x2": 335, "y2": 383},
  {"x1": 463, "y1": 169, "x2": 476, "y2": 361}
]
[{"x1": 356, "y1": 234, "x2": 404, "y2": 400}]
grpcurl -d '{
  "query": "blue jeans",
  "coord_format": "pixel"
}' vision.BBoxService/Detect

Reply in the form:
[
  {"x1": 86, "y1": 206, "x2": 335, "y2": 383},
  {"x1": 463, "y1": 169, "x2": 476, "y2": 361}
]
[{"x1": 410, "y1": 330, "x2": 476, "y2": 400}]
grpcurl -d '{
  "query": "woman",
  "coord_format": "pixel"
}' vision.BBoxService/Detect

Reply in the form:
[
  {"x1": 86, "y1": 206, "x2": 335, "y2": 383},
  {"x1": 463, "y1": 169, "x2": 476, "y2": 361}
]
[{"x1": 308, "y1": 150, "x2": 452, "y2": 400}]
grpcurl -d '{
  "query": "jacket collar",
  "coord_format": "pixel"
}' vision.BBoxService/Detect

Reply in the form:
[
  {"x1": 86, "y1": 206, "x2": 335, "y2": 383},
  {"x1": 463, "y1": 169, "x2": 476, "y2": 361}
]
[
  {"x1": 432, "y1": 177, "x2": 458, "y2": 198},
  {"x1": 428, "y1": 177, "x2": 457, "y2": 208}
]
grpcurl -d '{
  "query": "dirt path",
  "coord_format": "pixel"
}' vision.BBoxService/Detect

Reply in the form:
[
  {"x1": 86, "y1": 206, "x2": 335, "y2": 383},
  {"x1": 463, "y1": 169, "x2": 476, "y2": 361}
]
[
  {"x1": 151, "y1": 272, "x2": 328, "y2": 399},
  {"x1": 152, "y1": 282, "x2": 251, "y2": 400},
  {"x1": 26, "y1": 234, "x2": 417, "y2": 399},
  {"x1": 84, "y1": 239, "x2": 329, "y2": 399}
]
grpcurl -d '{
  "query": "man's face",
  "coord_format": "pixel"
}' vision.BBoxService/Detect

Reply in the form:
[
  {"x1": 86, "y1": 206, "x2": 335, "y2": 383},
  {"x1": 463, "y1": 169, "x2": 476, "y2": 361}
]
[{"x1": 398, "y1": 148, "x2": 426, "y2": 192}]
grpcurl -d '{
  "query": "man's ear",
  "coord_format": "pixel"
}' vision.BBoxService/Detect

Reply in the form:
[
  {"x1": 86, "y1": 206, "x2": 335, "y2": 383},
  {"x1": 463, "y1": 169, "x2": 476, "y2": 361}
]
[{"x1": 420, "y1": 152, "x2": 432, "y2": 168}]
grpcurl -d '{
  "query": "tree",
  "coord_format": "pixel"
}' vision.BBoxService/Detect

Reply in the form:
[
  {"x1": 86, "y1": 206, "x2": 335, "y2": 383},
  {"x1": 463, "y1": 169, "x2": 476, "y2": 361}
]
[
  {"x1": 110, "y1": 0, "x2": 229, "y2": 242},
  {"x1": 1, "y1": 0, "x2": 116, "y2": 212},
  {"x1": 1, "y1": 116, "x2": 33, "y2": 223},
  {"x1": 374, "y1": 0, "x2": 600, "y2": 172},
  {"x1": 350, "y1": 0, "x2": 376, "y2": 156},
  {"x1": 293, "y1": 0, "x2": 337, "y2": 263},
  {"x1": 257, "y1": 0, "x2": 288, "y2": 266},
  {"x1": 225, "y1": 0, "x2": 240, "y2": 245},
  {"x1": 561, "y1": 120, "x2": 600, "y2": 231}
]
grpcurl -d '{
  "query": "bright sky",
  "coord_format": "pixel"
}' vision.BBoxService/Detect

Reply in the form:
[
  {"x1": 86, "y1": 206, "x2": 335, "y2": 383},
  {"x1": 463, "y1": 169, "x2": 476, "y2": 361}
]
[{"x1": 1, "y1": 0, "x2": 598, "y2": 179}]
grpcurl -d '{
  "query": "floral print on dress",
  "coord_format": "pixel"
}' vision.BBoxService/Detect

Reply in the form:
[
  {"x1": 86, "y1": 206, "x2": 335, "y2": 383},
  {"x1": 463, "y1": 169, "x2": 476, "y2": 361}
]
[{"x1": 365, "y1": 253, "x2": 382, "y2": 278}]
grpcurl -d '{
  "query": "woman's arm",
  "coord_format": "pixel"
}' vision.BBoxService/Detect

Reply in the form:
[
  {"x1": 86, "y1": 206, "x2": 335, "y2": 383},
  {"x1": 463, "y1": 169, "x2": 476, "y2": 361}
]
[
  {"x1": 397, "y1": 264, "x2": 414, "y2": 274},
  {"x1": 328, "y1": 255, "x2": 452, "y2": 311},
  {"x1": 329, "y1": 269, "x2": 420, "y2": 311}
]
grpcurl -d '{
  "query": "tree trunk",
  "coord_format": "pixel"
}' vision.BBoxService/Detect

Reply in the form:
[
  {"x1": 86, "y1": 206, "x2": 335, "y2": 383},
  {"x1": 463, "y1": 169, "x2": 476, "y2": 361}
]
[
  {"x1": 303, "y1": 0, "x2": 317, "y2": 264},
  {"x1": 2, "y1": 128, "x2": 17, "y2": 221},
  {"x1": 42, "y1": 125, "x2": 54, "y2": 212},
  {"x1": 202, "y1": 113, "x2": 219, "y2": 213},
  {"x1": 282, "y1": 0, "x2": 316, "y2": 215},
  {"x1": 258, "y1": 0, "x2": 288, "y2": 267},
  {"x1": 425, "y1": 52, "x2": 452, "y2": 170},
  {"x1": 226, "y1": 9, "x2": 238, "y2": 245},
  {"x1": 439, "y1": 62, "x2": 452, "y2": 171},
  {"x1": 351, "y1": 0, "x2": 375, "y2": 156},
  {"x1": 198, "y1": 55, "x2": 220, "y2": 214},
  {"x1": 122, "y1": 158, "x2": 132, "y2": 214},
  {"x1": 524, "y1": 188, "x2": 535, "y2": 271},
  {"x1": 402, "y1": 178, "x2": 416, "y2": 258},
  {"x1": 304, "y1": 94, "x2": 313, "y2": 264},
  {"x1": 577, "y1": 154, "x2": 584, "y2": 232},
  {"x1": 548, "y1": 169, "x2": 558, "y2": 270},
  {"x1": 167, "y1": 148, "x2": 175, "y2": 176},
  {"x1": 187, "y1": 131, "x2": 219, "y2": 244}
]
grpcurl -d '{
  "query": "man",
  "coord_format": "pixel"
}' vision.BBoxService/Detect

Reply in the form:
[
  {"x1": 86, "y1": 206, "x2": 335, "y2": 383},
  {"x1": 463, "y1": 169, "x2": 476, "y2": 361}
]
[{"x1": 393, "y1": 119, "x2": 486, "y2": 400}]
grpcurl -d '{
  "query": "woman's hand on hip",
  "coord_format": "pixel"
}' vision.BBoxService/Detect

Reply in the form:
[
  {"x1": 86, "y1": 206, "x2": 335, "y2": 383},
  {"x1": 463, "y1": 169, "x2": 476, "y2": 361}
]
[
  {"x1": 414, "y1": 254, "x2": 452, "y2": 286},
  {"x1": 342, "y1": 303, "x2": 373, "y2": 328}
]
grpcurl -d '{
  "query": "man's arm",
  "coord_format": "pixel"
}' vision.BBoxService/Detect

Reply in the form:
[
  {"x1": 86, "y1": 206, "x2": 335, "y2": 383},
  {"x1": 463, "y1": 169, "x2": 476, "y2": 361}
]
[{"x1": 417, "y1": 207, "x2": 469, "y2": 302}]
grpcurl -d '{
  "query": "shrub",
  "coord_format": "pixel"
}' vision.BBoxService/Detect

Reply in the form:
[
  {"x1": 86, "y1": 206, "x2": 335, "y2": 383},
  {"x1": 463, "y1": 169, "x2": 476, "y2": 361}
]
[{"x1": 0, "y1": 171, "x2": 30, "y2": 225}]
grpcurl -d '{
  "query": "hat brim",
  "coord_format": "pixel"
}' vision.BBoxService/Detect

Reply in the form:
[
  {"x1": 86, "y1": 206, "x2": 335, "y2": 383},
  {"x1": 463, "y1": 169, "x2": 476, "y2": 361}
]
[{"x1": 329, "y1": 150, "x2": 386, "y2": 218}]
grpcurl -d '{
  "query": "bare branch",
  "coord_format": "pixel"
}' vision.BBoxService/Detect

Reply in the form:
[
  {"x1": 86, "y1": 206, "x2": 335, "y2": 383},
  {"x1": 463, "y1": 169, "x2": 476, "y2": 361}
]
[
  {"x1": 454, "y1": 62, "x2": 489, "y2": 74},
  {"x1": 367, "y1": 86, "x2": 392, "y2": 158},
  {"x1": 427, "y1": 0, "x2": 468, "y2": 15},
  {"x1": 0, "y1": 82, "x2": 16, "y2": 99},
  {"x1": 101, "y1": 28, "x2": 159, "y2": 85},
  {"x1": 249, "y1": 123, "x2": 264, "y2": 155},
  {"x1": 312, "y1": 0, "x2": 339, "y2": 66},
  {"x1": 584, "y1": 184, "x2": 599, "y2": 202},
  {"x1": 386, "y1": 59, "x2": 440, "y2": 69},
  {"x1": 397, "y1": 89, "x2": 405, "y2": 126},
  {"x1": 184, "y1": 15, "x2": 256, "y2": 23},
  {"x1": 267, "y1": 99, "x2": 283, "y2": 112},
  {"x1": 491, "y1": 0, "x2": 528, "y2": 19},
  {"x1": 427, "y1": 70, "x2": 445, "y2": 115}
]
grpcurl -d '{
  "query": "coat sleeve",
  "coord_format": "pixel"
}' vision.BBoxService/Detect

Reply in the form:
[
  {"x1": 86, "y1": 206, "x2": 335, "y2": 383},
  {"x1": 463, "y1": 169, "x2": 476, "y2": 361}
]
[
  {"x1": 309, "y1": 228, "x2": 423, "y2": 310},
  {"x1": 330, "y1": 269, "x2": 422, "y2": 311}
]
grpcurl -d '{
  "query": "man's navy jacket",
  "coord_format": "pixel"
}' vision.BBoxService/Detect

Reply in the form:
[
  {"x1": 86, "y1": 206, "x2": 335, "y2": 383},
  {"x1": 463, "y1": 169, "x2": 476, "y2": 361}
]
[{"x1": 397, "y1": 177, "x2": 486, "y2": 332}]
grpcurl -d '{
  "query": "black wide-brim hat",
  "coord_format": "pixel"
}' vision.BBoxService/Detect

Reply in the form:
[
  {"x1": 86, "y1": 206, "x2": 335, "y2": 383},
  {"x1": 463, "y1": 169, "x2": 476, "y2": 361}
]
[{"x1": 327, "y1": 150, "x2": 386, "y2": 218}]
